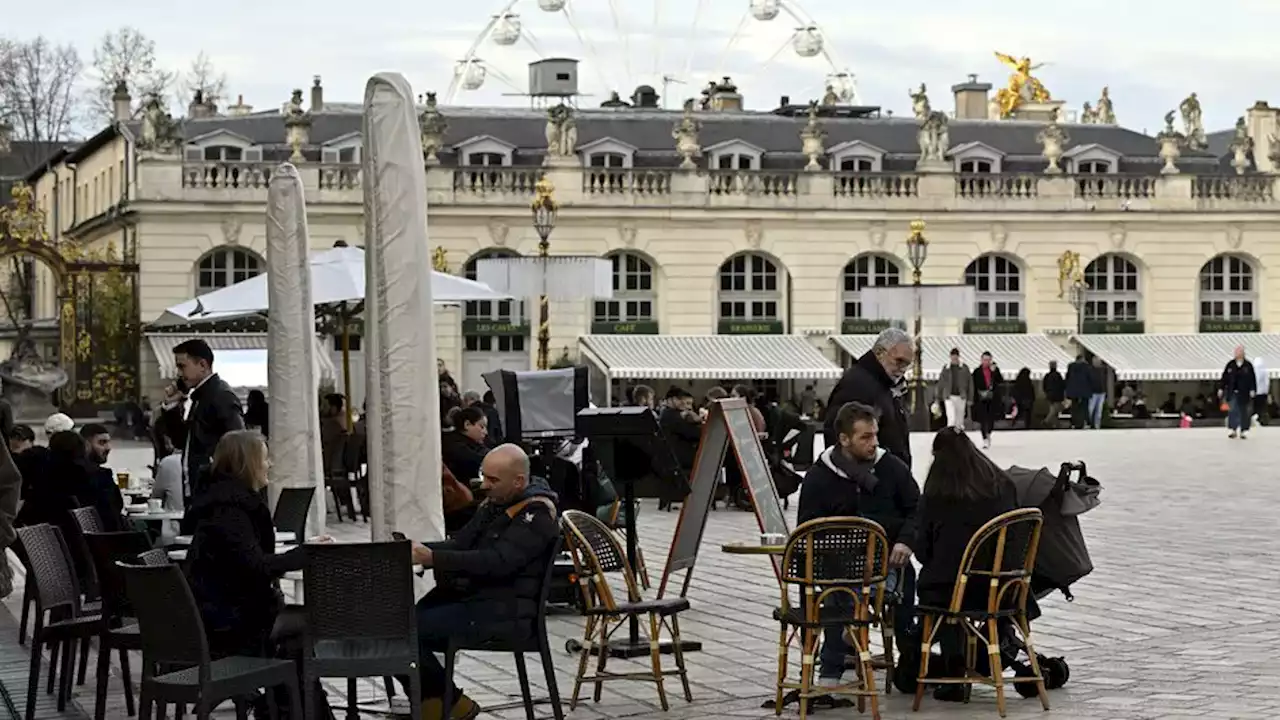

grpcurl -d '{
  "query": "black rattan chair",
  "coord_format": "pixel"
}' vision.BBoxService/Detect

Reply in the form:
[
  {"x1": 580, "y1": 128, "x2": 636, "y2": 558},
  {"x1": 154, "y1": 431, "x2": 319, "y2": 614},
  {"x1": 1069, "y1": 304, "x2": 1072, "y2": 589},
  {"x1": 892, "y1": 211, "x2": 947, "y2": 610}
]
[
  {"x1": 301, "y1": 540, "x2": 421, "y2": 720},
  {"x1": 442, "y1": 536, "x2": 565, "y2": 720},
  {"x1": 117, "y1": 562, "x2": 302, "y2": 720},
  {"x1": 68, "y1": 506, "x2": 108, "y2": 684},
  {"x1": 16, "y1": 524, "x2": 106, "y2": 720},
  {"x1": 84, "y1": 531, "x2": 153, "y2": 720},
  {"x1": 272, "y1": 487, "x2": 314, "y2": 542},
  {"x1": 135, "y1": 549, "x2": 170, "y2": 567}
]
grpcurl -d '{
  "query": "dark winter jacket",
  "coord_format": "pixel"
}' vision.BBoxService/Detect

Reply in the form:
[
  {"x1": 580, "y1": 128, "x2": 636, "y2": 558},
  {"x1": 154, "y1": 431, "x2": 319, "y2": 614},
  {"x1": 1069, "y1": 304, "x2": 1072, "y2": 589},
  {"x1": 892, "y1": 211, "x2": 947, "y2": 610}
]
[
  {"x1": 1042, "y1": 370, "x2": 1065, "y2": 403},
  {"x1": 1221, "y1": 359, "x2": 1257, "y2": 400},
  {"x1": 798, "y1": 447, "x2": 920, "y2": 548},
  {"x1": 426, "y1": 480, "x2": 560, "y2": 641},
  {"x1": 914, "y1": 478, "x2": 1017, "y2": 607},
  {"x1": 658, "y1": 406, "x2": 702, "y2": 472},
  {"x1": 87, "y1": 466, "x2": 126, "y2": 532},
  {"x1": 824, "y1": 351, "x2": 911, "y2": 469},
  {"x1": 1063, "y1": 360, "x2": 1092, "y2": 400},
  {"x1": 441, "y1": 431, "x2": 491, "y2": 482},
  {"x1": 184, "y1": 475, "x2": 305, "y2": 643},
  {"x1": 161, "y1": 373, "x2": 245, "y2": 499}
]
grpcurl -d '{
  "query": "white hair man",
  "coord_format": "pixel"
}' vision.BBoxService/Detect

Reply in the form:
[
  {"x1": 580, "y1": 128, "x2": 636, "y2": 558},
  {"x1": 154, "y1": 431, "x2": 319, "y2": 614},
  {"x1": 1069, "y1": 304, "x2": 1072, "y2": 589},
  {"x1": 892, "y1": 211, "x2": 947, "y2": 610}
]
[{"x1": 823, "y1": 327, "x2": 915, "y2": 468}]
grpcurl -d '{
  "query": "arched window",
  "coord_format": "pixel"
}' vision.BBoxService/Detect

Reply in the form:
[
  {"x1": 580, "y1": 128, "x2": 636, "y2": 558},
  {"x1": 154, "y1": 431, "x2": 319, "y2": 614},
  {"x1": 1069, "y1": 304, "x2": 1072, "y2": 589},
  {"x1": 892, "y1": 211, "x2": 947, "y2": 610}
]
[
  {"x1": 196, "y1": 247, "x2": 263, "y2": 295},
  {"x1": 964, "y1": 254, "x2": 1023, "y2": 323},
  {"x1": 841, "y1": 254, "x2": 900, "y2": 333},
  {"x1": 593, "y1": 252, "x2": 657, "y2": 333},
  {"x1": 1199, "y1": 254, "x2": 1258, "y2": 328},
  {"x1": 717, "y1": 252, "x2": 783, "y2": 334},
  {"x1": 1083, "y1": 254, "x2": 1141, "y2": 324},
  {"x1": 463, "y1": 249, "x2": 526, "y2": 354}
]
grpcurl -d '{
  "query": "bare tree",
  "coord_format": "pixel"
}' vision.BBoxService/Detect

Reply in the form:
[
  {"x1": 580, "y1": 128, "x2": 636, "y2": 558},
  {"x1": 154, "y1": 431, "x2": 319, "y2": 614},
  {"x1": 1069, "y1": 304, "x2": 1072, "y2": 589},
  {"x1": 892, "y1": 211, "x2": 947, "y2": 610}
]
[
  {"x1": 0, "y1": 36, "x2": 81, "y2": 148},
  {"x1": 85, "y1": 26, "x2": 175, "y2": 125},
  {"x1": 178, "y1": 51, "x2": 227, "y2": 110}
]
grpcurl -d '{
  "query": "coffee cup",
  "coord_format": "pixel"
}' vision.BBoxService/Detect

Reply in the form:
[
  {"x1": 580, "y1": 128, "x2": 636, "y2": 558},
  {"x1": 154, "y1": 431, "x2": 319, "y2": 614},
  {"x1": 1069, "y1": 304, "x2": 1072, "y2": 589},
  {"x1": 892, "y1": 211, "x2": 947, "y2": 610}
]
[
  {"x1": 760, "y1": 532, "x2": 787, "y2": 547},
  {"x1": 147, "y1": 499, "x2": 163, "y2": 513}
]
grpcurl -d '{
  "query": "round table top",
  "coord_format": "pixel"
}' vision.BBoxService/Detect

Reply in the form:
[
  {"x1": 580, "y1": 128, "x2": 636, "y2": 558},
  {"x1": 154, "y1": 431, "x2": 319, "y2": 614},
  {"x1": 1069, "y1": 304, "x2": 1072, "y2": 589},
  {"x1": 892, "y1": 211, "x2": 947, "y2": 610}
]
[
  {"x1": 125, "y1": 510, "x2": 184, "y2": 522},
  {"x1": 720, "y1": 542, "x2": 785, "y2": 556}
]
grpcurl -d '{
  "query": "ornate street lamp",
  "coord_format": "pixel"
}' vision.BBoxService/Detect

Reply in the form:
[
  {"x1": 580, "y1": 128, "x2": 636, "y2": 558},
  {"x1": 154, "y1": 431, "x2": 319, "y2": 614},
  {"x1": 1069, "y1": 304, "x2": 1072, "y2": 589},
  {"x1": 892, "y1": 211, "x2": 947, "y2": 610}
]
[
  {"x1": 1068, "y1": 278, "x2": 1087, "y2": 334},
  {"x1": 530, "y1": 175, "x2": 558, "y2": 370},
  {"x1": 905, "y1": 220, "x2": 929, "y2": 423}
]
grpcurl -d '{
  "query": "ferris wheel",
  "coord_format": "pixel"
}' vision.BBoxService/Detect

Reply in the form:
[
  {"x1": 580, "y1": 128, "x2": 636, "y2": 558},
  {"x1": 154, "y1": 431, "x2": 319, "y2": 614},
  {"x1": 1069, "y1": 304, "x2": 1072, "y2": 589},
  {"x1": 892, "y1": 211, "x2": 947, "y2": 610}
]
[{"x1": 445, "y1": 0, "x2": 858, "y2": 108}]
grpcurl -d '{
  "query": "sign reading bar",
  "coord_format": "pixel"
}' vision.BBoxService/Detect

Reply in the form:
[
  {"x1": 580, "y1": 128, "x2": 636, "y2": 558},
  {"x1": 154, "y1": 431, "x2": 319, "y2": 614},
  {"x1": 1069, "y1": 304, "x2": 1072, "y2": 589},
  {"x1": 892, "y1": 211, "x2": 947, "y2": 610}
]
[
  {"x1": 1080, "y1": 320, "x2": 1145, "y2": 335},
  {"x1": 461, "y1": 319, "x2": 530, "y2": 336},
  {"x1": 963, "y1": 318, "x2": 1028, "y2": 334},
  {"x1": 717, "y1": 320, "x2": 784, "y2": 335},
  {"x1": 589, "y1": 320, "x2": 660, "y2": 335},
  {"x1": 841, "y1": 318, "x2": 893, "y2": 335},
  {"x1": 1200, "y1": 319, "x2": 1261, "y2": 333}
]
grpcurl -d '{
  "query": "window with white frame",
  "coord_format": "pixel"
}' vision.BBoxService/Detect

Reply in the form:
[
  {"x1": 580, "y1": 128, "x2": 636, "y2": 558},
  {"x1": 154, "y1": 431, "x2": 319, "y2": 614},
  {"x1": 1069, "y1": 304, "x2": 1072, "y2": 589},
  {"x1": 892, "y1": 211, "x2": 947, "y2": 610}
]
[
  {"x1": 1083, "y1": 254, "x2": 1141, "y2": 322},
  {"x1": 964, "y1": 254, "x2": 1023, "y2": 320},
  {"x1": 839, "y1": 157, "x2": 875, "y2": 172},
  {"x1": 322, "y1": 146, "x2": 361, "y2": 163},
  {"x1": 196, "y1": 247, "x2": 263, "y2": 294},
  {"x1": 463, "y1": 250, "x2": 526, "y2": 353},
  {"x1": 841, "y1": 254, "x2": 900, "y2": 321},
  {"x1": 1199, "y1": 254, "x2": 1256, "y2": 322},
  {"x1": 1076, "y1": 160, "x2": 1110, "y2": 174},
  {"x1": 717, "y1": 253, "x2": 781, "y2": 324},
  {"x1": 959, "y1": 159, "x2": 992, "y2": 173},
  {"x1": 716, "y1": 154, "x2": 756, "y2": 170},
  {"x1": 467, "y1": 152, "x2": 505, "y2": 166},
  {"x1": 594, "y1": 252, "x2": 656, "y2": 324},
  {"x1": 588, "y1": 153, "x2": 626, "y2": 168}
]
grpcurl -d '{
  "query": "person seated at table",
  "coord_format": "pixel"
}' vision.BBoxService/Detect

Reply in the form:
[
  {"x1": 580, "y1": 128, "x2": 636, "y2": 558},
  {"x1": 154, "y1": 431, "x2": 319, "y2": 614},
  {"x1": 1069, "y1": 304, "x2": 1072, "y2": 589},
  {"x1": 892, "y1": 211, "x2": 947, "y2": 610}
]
[
  {"x1": 797, "y1": 401, "x2": 919, "y2": 688},
  {"x1": 16, "y1": 430, "x2": 98, "y2": 583},
  {"x1": 402, "y1": 443, "x2": 559, "y2": 720},
  {"x1": 913, "y1": 427, "x2": 1029, "y2": 702},
  {"x1": 441, "y1": 406, "x2": 491, "y2": 482},
  {"x1": 8, "y1": 424, "x2": 33, "y2": 457},
  {"x1": 150, "y1": 417, "x2": 186, "y2": 541},
  {"x1": 80, "y1": 423, "x2": 126, "y2": 531},
  {"x1": 442, "y1": 465, "x2": 475, "y2": 533}
]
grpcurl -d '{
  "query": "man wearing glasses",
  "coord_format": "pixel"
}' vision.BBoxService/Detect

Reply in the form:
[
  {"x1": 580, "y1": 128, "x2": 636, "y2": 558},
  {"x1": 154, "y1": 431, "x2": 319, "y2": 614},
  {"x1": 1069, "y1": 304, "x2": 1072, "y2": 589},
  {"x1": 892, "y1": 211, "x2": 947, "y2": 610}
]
[{"x1": 823, "y1": 328, "x2": 915, "y2": 469}]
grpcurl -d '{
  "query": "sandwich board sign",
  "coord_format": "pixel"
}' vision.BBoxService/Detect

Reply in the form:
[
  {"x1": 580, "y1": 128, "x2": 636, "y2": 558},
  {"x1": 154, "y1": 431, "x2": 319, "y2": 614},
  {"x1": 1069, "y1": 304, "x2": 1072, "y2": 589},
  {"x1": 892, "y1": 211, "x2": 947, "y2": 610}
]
[{"x1": 658, "y1": 397, "x2": 789, "y2": 597}]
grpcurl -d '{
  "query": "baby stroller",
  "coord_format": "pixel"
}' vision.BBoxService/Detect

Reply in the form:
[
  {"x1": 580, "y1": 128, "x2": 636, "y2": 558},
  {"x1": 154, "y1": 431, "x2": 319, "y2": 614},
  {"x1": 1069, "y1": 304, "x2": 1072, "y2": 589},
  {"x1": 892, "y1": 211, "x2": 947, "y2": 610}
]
[{"x1": 998, "y1": 460, "x2": 1103, "y2": 695}]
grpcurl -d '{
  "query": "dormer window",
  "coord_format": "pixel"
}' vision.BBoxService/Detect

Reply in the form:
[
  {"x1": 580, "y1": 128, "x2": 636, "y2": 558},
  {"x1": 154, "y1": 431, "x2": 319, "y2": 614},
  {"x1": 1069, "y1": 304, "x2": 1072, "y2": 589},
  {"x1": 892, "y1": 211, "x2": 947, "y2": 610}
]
[
  {"x1": 706, "y1": 139, "x2": 765, "y2": 173},
  {"x1": 950, "y1": 141, "x2": 1005, "y2": 174},
  {"x1": 959, "y1": 159, "x2": 992, "y2": 173},
  {"x1": 578, "y1": 138, "x2": 636, "y2": 169},
  {"x1": 184, "y1": 129, "x2": 261, "y2": 163},
  {"x1": 467, "y1": 152, "x2": 505, "y2": 166},
  {"x1": 829, "y1": 140, "x2": 885, "y2": 173},
  {"x1": 456, "y1": 135, "x2": 516, "y2": 167},
  {"x1": 204, "y1": 146, "x2": 242, "y2": 161},
  {"x1": 1064, "y1": 144, "x2": 1121, "y2": 175},
  {"x1": 1077, "y1": 160, "x2": 1109, "y2": 174},
  {"x1": 840, "y1": 158, "x2": 874, "y2": 172},
  {"x1": 589, "y1": 153, "x2": 626, "y2": 168},
  {"x1": 321, "y1": 132, "x2": 362, "y2": 164},
  {"x1": 717, "y1": 154, "x2": 755, "y2": 170}
]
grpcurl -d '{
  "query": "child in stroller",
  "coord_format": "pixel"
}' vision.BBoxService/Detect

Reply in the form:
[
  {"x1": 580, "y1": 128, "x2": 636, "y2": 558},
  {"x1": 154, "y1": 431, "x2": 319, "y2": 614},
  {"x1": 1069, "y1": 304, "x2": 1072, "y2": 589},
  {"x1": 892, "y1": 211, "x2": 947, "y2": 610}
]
[{"x1": 895, "y1": 460, "x2": 1101, "y2": 697}]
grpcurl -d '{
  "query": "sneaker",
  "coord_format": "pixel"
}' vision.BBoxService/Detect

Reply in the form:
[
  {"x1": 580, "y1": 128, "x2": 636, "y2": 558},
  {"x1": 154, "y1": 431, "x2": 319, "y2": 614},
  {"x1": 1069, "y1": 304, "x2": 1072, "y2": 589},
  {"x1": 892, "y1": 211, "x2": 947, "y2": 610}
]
[
  {"x1": 982, "y1": 437, "x2": 991, "y2": 449},
  {"x1": 1229, "y1": 431, "x2": 1238, "y2": 439},
  {"x1": 1240, "y1": 432, "x2": 1248, "y2": 440}
]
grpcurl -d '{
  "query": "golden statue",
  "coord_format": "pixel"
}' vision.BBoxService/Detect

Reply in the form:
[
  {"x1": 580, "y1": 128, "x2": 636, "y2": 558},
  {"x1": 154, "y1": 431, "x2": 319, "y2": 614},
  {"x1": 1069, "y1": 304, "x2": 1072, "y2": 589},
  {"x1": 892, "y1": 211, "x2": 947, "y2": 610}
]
[
  {"x1": 994, "y1": 51, "x2": 1051, "y2": 118},
  {"x1": 1056, "y1": 250, "x2": 1084, "y2": 298},
  {"x1": 431, "y1": 246, "x2": 449, "y2": 274},
  {"x1": 0, "y1": 184, "x2": 50, "y2": 246}
]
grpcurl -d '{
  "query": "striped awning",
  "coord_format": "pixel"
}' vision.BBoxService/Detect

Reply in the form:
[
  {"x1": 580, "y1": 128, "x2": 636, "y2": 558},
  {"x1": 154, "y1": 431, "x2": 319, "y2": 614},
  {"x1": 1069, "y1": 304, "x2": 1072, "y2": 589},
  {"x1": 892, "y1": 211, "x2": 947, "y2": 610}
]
[
  {"x1": 830, "y1": 334, "x2": 1075, "y2": 381},
  {"x1": 1071, "y1": 333, "x2": 1280, "y2": 381},
  {"x1": 578, "y1": 334, "x2": 842, "y2": 380},
  {"x1": 146, "y1": 333, "x2": 337, "y2": 382}
]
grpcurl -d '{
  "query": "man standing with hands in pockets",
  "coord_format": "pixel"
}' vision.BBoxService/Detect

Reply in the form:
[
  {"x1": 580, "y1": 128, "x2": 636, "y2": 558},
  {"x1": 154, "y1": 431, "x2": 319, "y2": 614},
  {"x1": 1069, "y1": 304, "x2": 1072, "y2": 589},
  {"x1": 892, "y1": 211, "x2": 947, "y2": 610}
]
[{"x1": 1220, "y1": 345, "x2": 1256, "y2": 439}]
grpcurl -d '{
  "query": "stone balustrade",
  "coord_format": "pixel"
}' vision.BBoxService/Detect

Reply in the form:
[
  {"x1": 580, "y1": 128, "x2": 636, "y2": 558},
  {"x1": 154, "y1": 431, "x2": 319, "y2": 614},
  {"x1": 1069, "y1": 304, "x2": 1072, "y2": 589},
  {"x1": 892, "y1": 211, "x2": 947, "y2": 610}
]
[{"x1": 143, "y1": 158, "x2": 1280, "y2": 213}]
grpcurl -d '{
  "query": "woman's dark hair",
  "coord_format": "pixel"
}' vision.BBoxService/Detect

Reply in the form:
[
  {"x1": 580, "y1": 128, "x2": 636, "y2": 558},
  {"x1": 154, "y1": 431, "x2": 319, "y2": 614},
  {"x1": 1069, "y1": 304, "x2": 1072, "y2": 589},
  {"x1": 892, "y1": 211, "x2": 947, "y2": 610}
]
[
  {"x1": 923, "y1": 428, "x2": 1004, "y2": 502},
  {"x1": 455, "y1": 405, "x2": 486, "y2": 430},
  {"x1": 731, "y1": 384, "x2": 756, "y2": 403},
  {"x1": 247, "y1": 389, "x2": 267, "y2": 408},
  {"x1": 10, "y1": 424, "x2": 34, "y2": 443},
  {"x1": 48, "y1": 430, "x2": 87, "y2": 460}
]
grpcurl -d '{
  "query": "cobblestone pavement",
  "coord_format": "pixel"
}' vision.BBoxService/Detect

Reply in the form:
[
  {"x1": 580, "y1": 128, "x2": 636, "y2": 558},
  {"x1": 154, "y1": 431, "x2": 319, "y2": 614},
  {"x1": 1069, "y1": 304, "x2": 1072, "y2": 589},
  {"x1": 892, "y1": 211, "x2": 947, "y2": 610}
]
[{"x1": 10, "y1": 427, "x2": 1280, "y2": 720}]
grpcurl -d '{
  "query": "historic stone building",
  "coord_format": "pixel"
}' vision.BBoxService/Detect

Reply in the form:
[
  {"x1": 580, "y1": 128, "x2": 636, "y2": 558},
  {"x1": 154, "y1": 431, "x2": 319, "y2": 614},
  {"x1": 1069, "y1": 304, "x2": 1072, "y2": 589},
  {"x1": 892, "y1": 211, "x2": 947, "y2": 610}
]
[{"x1": 16, "y1": 70, "x2": 1280, "y2": 406}]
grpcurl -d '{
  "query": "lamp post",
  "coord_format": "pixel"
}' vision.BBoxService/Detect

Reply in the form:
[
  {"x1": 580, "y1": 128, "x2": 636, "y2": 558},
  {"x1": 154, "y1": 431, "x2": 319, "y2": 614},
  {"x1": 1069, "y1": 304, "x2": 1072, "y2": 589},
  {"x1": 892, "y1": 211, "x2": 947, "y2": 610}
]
[
  {"x1": 905, "y1": 220, "x2": 929, "y2": 428},
  {"x1": 1068, "y1": 278, "x2": 1087, "y2": 334},
  {"x1": 530, "y1": 175, "x2": 559, "y2": 370}
]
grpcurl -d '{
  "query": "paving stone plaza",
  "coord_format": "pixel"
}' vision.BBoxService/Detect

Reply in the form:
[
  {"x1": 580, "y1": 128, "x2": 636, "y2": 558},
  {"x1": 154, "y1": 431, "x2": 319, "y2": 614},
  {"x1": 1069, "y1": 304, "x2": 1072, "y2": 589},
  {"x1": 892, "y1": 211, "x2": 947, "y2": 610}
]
[{"x1": 8, "y1": 426, "x2": 1278, "y2": 720}]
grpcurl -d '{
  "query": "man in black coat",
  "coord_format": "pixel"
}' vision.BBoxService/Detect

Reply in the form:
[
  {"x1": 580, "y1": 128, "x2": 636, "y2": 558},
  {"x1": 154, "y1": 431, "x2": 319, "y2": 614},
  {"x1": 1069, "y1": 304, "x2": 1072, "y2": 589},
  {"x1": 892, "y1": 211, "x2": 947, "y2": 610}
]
[
  {"x1": 407, "y1": 444, "x2": 559, "y2": 720},
  {"x1": 1063, "y1": 354, "x2": 1093, "y2": 429},
  {"x1": 799, "y1": 401, "x2": 919, "y2": 686},
  {"x1": 1041, "y1": 360, "x2": 1066, "y2": 428},
  {"x1": 161, "y1": 339, "x2": 245, "y2": 504},
  {"x1": 824, "y1": 328, "x2": 914, "y2": 469},
  {"x1": 1220, "y1": 344, "x2": 1257, "y2": 439},
  {"x1": 657, "y1": 386, "x2": 701, "y2": 509}
]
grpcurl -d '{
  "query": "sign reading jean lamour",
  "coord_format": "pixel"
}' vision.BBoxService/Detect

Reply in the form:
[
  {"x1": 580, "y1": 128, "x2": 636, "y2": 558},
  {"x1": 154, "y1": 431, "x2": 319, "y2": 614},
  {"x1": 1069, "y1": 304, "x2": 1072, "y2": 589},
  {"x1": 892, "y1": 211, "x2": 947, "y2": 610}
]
[
  {"x1": 963, "y1": 318, "x2": 1028, "y2": 334},
  {"x1": 1200, "y1": 319, "x2": 1261, "y2": 333},
  {"x1": 841, "y1": 318, "x2": 893, "y2": 334},
  {"x1": 461, "y1": 319, "x2": 529, "y2": 336},
  {"x1": 718, "y1": 320, "x2": 784, "y2": 335},
  {"x1": 658, "y1": 397, "x2": 788, "y2": 598}
]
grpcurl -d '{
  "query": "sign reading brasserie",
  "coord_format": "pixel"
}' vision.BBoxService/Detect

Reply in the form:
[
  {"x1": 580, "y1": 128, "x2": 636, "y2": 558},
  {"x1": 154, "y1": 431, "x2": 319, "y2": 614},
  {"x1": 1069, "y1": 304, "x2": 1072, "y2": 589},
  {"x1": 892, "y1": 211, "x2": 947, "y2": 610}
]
[
  {"x1": 718, "y1": 320, "x2": 784, "y2": 335},
  {"x1": 461, "y1": 319, "x2": 529, "y2": 336},
  {"x1": 1200, "y1": 319, "x2": 1261, "y2": 333},
  {"x1": 1079, "y1": 320, "x2": 1145, "y2": 335},
  {"x1": 590, "y1": 320, "x2": 660, "y2": 335}
]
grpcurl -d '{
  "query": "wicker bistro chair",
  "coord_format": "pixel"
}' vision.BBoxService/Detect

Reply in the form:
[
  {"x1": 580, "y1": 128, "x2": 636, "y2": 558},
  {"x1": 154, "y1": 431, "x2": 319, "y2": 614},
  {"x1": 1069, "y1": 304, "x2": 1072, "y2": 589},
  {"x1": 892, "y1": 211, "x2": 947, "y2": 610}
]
[
  {"x1": 15, "y1": 524, "x2": 107, "y2": 720},
  {"x1": 84, "y1": 531, "x2": 155, "y2": 720},
  {"x1": 774, "y1": 517, "x2": 892, "y2": 720},
  {"x1": 603, "y1": 499, "x2": 649, "y2": 590},
  {"x1": 559, "y1": 510, "x2": 693, "y2": 712},
  {"x1": 300, "y1": 541, "x2": 421, "y2": 720},
  {"x1": 117, "y1": 563, "x2": 302, "y2": 720},
  {"x1": 911, "y1": 508, "x2": 1049, "y2": 718}
]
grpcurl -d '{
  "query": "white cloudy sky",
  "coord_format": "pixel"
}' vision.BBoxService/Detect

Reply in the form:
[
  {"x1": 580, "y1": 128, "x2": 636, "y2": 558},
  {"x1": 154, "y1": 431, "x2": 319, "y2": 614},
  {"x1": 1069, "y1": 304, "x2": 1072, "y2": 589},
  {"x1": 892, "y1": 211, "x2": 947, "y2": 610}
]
[{"x1": 10, "y1": 0, "x2": 1280, "y2": 133}]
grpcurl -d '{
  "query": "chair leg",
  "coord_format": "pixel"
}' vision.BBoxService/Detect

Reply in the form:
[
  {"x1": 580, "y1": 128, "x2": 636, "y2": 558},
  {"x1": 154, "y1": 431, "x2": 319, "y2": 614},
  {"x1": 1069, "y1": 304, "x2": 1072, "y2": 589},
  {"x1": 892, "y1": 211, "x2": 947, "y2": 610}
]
[
  {"x1": 286, "y1": 675, "x2": 303, "y2": 720},
  {"x1": 233, "y1": 700, "x2": 249, "y2": 720},
  {"x1": 196, "y1": 698, "x2": 211, "y2": 720},
  {"x1": 797, "y1": 628, "x2": 818, "y2": 720},
  {"x1": 985, "y1": 619, "x2": 1007, "y2": 718},
  {"x1": 1017, "y1": 614, "x2": 1051, "y2": 711},
  {"x1": 302, "y1": 671, "x2": 315, "y2": 720},
  {"x1": 442, "y1": 650, "x2": 457, "y2": 717},
  {"x1": 138, "y1": 687, "x2": 153, "y2": 720},
  {"x1": 645, "y1": 613, "x2": 669, "y2": 712},
  {"x1": 95, "y1": 635, "x2": 111, "y2": 720},
  {"x1": 912, "y1": 614, "x2": 935, "y2": 711},
  {"x1": 346, "y1": 678, "x2": 359, "y2": 720},
  {"x1": 78, "y1": 637, "x2": 91, "y2": 685},
  {"x1": 537, "y1": 643, "x2": 564, "y2": 720},
  {"x1": 513, "y1": 654, "x2": 536, "y2": 720},
  {"x1": 881, "y1": 605, "x2": 895, "y2": 695},
  {"x1": 667, "y1": 616, "x2": 693, "y2": 702},
  {"x1": 18, "y1": 584, "x2": 32, "y2": 646},
  {"x1": 569, "y1": 616, "x2": 594, "y2": 710},
  {"x1": 773, "y1": 624, "x2": 789, "y2": 715},
  {"x1": 407, "y1": 661, "x2": 423, "y2": 720},
  {"x1": 57, "y1": 637, "x2": 74, "y2": 711},
  {"x1": 382, "y1": 676, "x2": 397, "y2": 702},
  {"x1": 590, "y1": 617, "x2": 609, "y2": 703},
  {"x1": 120, "y1": 648, "x2": 136, "y2": 716},
  {"x1": 24, "y1": 630, "x2": 42, "y2": 720},
  {"x1": 856, "y1": 623, "x2": 880, "y2": 720},
  {"x1": 46, "y1": 640, "x2": 59, "y2": 695}
]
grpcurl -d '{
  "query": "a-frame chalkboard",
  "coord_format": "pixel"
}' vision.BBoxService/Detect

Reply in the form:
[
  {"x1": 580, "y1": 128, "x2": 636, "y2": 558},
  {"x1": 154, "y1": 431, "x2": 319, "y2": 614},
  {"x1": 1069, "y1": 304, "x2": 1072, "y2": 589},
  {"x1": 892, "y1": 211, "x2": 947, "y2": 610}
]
[{"x1": 657, "y1": 397, "x2": 790, "y2": 598}]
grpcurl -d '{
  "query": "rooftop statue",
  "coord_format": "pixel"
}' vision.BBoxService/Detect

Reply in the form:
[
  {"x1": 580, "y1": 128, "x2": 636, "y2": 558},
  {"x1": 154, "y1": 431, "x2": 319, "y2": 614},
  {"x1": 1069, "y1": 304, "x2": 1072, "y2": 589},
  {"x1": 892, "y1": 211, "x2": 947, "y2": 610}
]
[{"x1": 993, "y1": 51, "x2": 1051, "y2": 118}]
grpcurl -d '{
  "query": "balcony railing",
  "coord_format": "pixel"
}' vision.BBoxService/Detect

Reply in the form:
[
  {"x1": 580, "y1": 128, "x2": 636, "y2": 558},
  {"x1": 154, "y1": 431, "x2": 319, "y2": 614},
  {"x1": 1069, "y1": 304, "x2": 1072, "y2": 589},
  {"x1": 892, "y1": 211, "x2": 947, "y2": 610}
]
[
  {"x1": 451, "y1": 167, "x2": 542, "y2": 195},
  {"x1": 707, "y1": 170, "x2": 799, "y2": 196},
  {"x1": 1193, "y1": 175, "x2": 1274, "y2": 202},
  {"x1": 183, "y1": 162, "x2": 274, "y2": 189},
  {"x1": 956, "y1": 174, "x2": 1039, "y2": 199},
  {"x1": 583, "y1": 169, "x2": 671, "y2": 195},
  {"x1": 1074, "y1": 174, "x2": 1157, "y2": 199}
]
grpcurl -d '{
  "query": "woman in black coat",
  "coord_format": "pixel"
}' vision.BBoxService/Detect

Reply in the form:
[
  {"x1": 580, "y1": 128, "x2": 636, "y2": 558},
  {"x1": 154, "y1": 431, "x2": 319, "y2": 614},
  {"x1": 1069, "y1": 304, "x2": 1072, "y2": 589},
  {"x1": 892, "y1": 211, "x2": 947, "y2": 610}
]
[
  {"x1": 1011, "y1": 367, "x2": 1035, "y2": 429},
  {"x1": 970, "y1": 352, "x2": 1004, "y2": 449},
  {"x1": 440, "y1": 406, "x2": 491, "y2": 482}
]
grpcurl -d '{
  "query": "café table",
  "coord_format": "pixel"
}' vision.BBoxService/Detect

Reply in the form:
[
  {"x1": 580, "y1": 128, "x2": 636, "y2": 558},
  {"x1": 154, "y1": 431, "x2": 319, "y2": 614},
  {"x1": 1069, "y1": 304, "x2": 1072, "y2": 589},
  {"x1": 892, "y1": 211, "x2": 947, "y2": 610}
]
[
  {"x1": 124, "y1": 509, "x2": 184, "y2": 522},
  {"x1": 720, "y1": 542, "x2": 785, "y2": 556},
  {"x1": 170, "y1": 531, "x2": 297, "y2": 547},
  {"x1": 168, "y1": 543, "x2": 293, "y2": 562}
]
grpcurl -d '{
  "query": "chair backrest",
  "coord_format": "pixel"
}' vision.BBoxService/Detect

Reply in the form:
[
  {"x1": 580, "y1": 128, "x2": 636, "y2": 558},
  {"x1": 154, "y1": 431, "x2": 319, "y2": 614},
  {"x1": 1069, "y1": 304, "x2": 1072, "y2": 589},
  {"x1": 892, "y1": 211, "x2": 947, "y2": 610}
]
[
  {"x1": 303, "y1": 541, "x2": 416, "y2": 643},
  {"x1": 70, "y1": 506, "x2": 106, "y2": 534},
  {"x1": 117, "y1": 562, "x2": 210, "y2": 670},
  {"x1": 951, "y1": 508, "x2": 1044, "y2": 613},
  {"x1": 560, "y1": 509, "x2": 639, "y2": 612},
  {"x1": 272, "y1": 487, "x2": 315, "y2": 537},
  {"x1": 532, "y1": 536, "x2": 564, "y2": 637},
  {"x1": 84, "y1": 531, "x2": 154, "y2": 620},
  {"x1": 15, "y1": 524, "x2": 83, "y2": 614},
  {"x1": 780, "y1": 516, "x2": 891, "y2": 610},
  {"x1": 136, "y1": 549, "x2": 172, "y2": 567}
]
